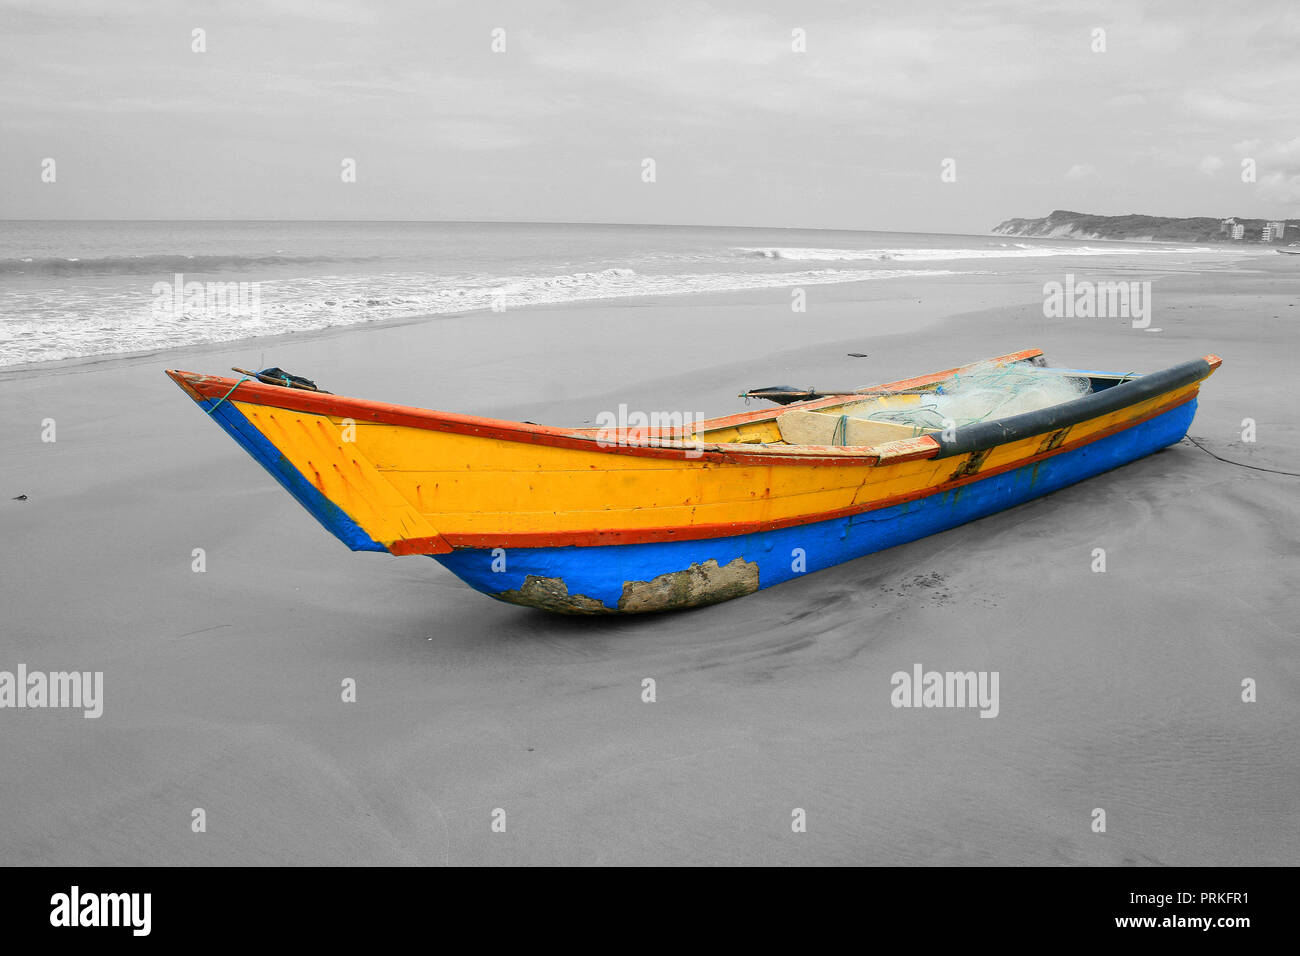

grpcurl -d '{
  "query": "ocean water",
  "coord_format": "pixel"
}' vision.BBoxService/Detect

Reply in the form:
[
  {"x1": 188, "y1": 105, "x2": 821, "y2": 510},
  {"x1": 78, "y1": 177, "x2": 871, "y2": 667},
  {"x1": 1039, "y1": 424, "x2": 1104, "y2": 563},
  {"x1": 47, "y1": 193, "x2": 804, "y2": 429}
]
[{"x1": 0, "y1": 221, "x2": 1234, "y2": 367}]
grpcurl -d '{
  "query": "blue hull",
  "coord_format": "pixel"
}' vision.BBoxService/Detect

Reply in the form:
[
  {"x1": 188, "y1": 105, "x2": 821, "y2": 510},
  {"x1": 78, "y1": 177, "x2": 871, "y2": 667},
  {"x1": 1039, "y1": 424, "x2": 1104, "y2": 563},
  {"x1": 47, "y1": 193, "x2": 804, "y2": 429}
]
[{"x1": 435, "y1": 399, "x2": 1197, "y2": 613}]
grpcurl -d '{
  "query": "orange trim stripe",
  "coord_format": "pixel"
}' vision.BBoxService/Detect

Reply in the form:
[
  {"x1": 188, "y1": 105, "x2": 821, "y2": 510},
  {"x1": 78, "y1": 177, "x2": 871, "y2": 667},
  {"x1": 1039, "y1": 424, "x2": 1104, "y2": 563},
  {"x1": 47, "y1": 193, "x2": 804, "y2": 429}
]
[{"x1": 164, "y1": 348, "x2": 1042, "y2": 468}]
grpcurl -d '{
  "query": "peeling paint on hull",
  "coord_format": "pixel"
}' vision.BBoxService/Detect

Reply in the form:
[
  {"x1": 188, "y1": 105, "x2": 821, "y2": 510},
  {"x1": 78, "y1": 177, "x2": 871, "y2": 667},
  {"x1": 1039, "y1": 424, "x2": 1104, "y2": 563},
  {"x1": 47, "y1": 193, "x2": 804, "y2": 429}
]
[
  {"x1": 619, "y1": 557, "x2": 760, "y2": 612},
  {"x1": 494, "y1": 576, "x2": 611, "y2": 615},
  {"x1": 493, "y1": 557, "x2": 760, "y2": 615},
  {"x1": 437, "y1": 400, "x2": 1196, "y2": 614}
]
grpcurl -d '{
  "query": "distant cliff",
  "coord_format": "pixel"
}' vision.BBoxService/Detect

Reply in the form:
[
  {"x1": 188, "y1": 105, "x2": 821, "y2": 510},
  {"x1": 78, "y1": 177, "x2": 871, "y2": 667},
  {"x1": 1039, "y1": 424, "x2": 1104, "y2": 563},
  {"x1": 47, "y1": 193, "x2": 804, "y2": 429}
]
[{"x1": 992, "y1": 210, "x2": 1298, "y2": 243}]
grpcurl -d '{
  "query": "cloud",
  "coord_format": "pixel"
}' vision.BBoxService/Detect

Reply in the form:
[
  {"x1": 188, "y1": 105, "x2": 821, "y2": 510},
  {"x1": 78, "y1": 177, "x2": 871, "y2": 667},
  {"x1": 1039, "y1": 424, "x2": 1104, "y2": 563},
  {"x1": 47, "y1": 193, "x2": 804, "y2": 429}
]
[
  {"x1": 1181, "y1": 89, "x2": 1266, "y2": 123},
  {"x1": 1216, "y1": 136, "x2": 1300, "y2": 205},
  {"x1": 1256, "y1": 136, "x2": 1300, "y2": 170},
  {"x1": 1237, "y1": 137, "x2": 1300, "y2": 206},
  {"x1": 525, "y1": 10, "x2": 1039, "y2": 122},
  {"x1": 432, "y1": 120, "x2": 529, "y2": 151},
  {"x1": 3, "y1": 0, "x2": 1299, "y2": 227},
  {"x1": 1107, "y1": 93, "x2": 1147, "y2": 108},
  {"x1": 1255, "y1": 172, "x2": 1300, "y2": 205}
]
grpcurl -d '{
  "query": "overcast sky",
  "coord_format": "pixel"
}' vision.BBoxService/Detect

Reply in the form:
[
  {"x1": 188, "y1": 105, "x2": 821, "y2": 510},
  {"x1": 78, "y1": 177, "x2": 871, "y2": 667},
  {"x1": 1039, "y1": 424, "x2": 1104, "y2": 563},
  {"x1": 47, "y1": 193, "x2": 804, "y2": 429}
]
[{"x1": 2, "y1": 0, "x2": 1297, "y2": 232}]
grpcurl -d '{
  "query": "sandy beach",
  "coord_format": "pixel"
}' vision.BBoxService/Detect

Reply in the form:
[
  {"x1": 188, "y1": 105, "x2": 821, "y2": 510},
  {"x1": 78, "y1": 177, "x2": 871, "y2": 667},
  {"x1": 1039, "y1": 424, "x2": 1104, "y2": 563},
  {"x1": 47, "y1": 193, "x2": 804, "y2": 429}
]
[{"x1": 2, "y1": 254, "x2": 1297, "y2": 866}]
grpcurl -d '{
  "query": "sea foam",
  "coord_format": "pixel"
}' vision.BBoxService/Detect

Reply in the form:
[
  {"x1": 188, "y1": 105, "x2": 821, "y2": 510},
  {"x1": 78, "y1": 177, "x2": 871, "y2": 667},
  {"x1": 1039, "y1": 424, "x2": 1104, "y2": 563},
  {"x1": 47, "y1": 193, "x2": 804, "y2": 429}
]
[{"x1": 0, "y1": 266, "x2": 968, "y2": 366}]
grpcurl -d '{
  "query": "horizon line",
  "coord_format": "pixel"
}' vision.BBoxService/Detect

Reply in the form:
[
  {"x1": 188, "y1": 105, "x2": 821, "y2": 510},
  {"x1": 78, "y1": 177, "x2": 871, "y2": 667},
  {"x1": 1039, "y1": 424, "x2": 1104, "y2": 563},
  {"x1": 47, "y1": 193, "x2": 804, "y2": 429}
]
[{"x1": 0, "y1": 216, "x2": 959, "y2": 233}]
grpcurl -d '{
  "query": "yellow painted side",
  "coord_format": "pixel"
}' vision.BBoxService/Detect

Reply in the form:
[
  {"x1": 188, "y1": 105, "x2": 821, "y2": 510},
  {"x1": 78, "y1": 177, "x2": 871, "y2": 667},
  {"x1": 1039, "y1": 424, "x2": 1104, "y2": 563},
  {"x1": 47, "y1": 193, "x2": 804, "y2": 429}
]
[
  {"x1": 233, "y1": 403, "x2": 441, "y2": 545},
  {"x1": 233, "y1": 380, "x2": 1202, "y2": 543}
]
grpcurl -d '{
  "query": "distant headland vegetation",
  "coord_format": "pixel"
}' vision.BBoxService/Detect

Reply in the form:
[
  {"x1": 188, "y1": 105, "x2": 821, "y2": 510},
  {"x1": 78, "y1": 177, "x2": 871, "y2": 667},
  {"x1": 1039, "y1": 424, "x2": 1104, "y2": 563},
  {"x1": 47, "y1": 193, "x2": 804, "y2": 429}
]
[{"x1": 992, "y1": 210, "x2": 1298, "y2": 243}]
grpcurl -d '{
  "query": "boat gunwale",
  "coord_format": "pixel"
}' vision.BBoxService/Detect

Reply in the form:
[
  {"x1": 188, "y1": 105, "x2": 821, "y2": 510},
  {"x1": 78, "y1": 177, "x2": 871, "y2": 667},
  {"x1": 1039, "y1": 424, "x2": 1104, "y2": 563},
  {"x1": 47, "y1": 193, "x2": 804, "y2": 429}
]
[
  {"x1": 165, "y1": 350, "x2": 1219, "y2": 470},
  {"x1": 163, "y1": 348, "x2": 1039, "y2": 469}
]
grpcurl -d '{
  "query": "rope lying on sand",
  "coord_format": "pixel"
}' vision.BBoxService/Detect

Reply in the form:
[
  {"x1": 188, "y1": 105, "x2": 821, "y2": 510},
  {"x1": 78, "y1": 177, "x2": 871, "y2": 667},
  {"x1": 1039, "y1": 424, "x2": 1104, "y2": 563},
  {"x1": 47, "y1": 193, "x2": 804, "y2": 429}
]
[{"x1": 1183, "y1": 436, "x2": 1300, "y2": 477}]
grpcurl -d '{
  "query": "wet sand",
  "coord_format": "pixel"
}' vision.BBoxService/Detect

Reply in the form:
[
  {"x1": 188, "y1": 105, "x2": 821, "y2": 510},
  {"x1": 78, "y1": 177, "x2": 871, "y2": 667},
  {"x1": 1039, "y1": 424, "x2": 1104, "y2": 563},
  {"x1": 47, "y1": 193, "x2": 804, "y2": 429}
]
[{"x1": 2, "y1": 255, "x2": 1297, "y2": 865}]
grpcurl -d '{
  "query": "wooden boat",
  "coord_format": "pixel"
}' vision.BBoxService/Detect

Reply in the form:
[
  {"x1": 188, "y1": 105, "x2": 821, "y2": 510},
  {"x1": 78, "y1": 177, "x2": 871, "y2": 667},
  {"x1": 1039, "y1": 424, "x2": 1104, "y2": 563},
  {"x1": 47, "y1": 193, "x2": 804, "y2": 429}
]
[{"x1": 166, "y1": 348, "x2": 1220, "y2": 614}]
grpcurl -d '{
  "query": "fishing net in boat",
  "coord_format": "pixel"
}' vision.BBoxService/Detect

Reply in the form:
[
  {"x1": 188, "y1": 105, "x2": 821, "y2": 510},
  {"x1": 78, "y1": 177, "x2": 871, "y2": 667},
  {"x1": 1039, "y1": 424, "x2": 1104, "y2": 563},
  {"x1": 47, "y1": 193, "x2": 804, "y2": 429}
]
[{"x1": 863, "y1": 362, "x2": 1092, "y2": 430}]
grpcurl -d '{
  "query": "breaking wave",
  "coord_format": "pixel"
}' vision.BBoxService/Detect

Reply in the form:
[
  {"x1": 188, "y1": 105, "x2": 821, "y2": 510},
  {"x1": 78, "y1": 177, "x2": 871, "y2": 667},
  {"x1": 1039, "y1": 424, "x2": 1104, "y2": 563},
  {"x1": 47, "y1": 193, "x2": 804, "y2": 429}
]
[
  {"x1": 0, "y1": 266, "x2": 970, "y2": 366},
  {"x1": 0, "y1": 253, "x2": 380, "y2": 277}
]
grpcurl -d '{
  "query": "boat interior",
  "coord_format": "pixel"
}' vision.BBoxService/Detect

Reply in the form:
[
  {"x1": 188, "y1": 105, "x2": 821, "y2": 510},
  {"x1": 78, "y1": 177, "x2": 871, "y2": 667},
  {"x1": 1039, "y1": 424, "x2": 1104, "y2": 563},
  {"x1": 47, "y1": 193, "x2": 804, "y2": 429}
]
[{"x1": 606, "y1": 364, "x2": 1139, "y2": 451}]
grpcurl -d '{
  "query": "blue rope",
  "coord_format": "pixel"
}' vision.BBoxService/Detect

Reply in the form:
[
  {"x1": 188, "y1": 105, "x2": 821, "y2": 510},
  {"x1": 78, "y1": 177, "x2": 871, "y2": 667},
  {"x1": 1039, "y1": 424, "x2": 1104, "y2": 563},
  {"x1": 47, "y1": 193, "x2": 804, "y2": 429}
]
[
  {"x1": 831, "y1": 414, "x2": 848, "y2": 445},
  {"x1": 204, "y1": 375, "x2": 254, "y2": 415}
]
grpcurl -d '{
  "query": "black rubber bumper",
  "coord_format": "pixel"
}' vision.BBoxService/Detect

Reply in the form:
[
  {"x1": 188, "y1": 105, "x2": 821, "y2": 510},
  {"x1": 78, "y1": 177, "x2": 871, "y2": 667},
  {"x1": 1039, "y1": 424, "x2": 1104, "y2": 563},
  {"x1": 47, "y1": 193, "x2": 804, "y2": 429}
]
[{"x1": 932, "y1": 357, "x2": 1212, "y2": 459}]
